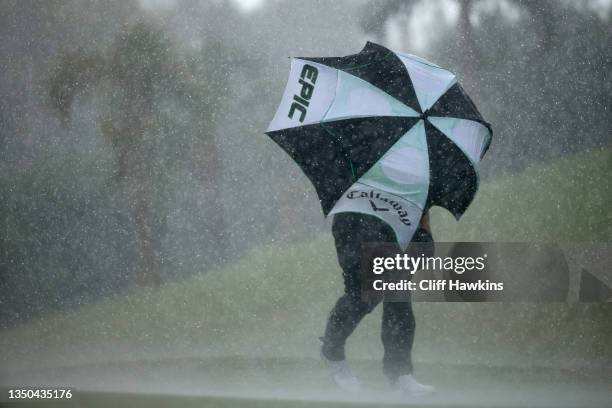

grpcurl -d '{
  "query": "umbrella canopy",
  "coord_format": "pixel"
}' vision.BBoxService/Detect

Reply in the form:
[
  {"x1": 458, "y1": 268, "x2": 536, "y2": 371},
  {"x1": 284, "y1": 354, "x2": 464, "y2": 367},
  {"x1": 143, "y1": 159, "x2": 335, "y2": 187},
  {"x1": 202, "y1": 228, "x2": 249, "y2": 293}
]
[{"x1": 266, "y1": 42, "x2": 492, "y2": 249}]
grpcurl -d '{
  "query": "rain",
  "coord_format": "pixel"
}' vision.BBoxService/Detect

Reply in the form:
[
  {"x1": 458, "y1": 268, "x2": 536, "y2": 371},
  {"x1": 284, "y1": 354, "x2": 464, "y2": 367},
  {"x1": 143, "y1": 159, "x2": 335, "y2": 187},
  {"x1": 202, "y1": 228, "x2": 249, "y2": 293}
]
[{"x1": 1, "y1": 0, "x2": 611, "y2": 407}]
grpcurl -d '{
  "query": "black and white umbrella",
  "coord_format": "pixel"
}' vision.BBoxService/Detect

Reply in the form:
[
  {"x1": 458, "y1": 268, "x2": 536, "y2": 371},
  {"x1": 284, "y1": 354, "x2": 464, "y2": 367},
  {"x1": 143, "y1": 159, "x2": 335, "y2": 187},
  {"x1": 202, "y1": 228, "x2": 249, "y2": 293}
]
[{"x1": 266, "y1": 42, "x2": 492, "y2": 249}]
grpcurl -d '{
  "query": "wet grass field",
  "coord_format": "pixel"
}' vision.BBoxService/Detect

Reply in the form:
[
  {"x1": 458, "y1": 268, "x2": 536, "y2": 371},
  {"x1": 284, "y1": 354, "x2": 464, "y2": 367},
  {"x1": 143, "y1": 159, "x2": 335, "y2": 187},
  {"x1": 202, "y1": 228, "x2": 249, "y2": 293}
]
[
  {"x1": 5, "y1": 357, "x2": 612, "y2": 408},
  {"x1": 2, "y1": 148, "x2": 611, "y2": 407}
]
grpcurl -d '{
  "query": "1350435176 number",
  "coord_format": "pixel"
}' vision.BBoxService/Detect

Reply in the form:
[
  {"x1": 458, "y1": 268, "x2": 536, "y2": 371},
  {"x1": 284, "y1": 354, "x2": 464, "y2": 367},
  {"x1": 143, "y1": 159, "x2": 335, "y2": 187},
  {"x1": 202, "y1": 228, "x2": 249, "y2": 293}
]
[{"x1": 7, "y1": 388, "x2": 73, "y2": 399}]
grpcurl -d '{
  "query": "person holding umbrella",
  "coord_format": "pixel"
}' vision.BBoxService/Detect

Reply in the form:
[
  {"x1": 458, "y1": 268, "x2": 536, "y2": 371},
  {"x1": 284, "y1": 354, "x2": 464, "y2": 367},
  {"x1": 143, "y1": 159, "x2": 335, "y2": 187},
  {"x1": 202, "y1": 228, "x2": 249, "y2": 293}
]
[
  {"x1": 266, "y1": 42, "x2": 492, "y2": 395},
  {"x1": 318, "y1": 211, "x2": 435, "y2": 394}
]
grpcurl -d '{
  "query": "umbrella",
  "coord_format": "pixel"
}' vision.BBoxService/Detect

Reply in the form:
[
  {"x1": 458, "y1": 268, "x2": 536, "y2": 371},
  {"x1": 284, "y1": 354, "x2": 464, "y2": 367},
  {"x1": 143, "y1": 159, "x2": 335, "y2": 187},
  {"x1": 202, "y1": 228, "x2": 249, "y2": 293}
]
[{"x1": 265, "y1": 42, "x2": 492, "y2": 249}]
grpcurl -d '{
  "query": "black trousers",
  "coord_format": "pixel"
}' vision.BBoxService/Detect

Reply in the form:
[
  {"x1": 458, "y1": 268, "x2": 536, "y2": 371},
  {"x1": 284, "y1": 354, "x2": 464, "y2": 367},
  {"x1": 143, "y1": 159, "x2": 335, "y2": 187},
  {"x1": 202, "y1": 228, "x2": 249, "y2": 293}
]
[{"x1": 321, "y1": 212, "x2": 433, "y2": 381}]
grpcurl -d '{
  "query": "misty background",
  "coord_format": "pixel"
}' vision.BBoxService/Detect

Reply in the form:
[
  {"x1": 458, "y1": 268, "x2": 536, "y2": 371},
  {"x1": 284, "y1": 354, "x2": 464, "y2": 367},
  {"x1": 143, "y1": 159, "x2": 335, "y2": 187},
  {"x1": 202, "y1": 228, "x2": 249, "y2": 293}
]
[{"x1": 1, "y1": 0, "x2": 610, "y2": 332}]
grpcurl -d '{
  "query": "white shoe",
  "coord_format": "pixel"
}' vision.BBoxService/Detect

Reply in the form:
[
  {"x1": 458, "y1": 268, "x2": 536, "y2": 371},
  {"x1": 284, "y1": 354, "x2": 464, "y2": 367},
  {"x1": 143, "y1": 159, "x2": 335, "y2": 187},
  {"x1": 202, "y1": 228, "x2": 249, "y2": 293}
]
[
  {"x1": 392, "y1": 374, "x2": 435, "y2": 396},
  {"x1": 320, "y1": 343, "x2": 362, "y2": 392}
]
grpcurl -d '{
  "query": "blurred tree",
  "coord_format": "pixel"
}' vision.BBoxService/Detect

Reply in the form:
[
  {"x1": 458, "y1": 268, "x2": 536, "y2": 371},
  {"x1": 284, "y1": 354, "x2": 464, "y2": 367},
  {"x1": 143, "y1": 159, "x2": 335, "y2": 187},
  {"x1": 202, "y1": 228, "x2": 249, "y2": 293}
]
[
  {"x1": 449, "y1": 0, "x2": 612, "y2": 171},
  {"x1": 360, "y1": 0, "x2": 412, "y2": 40},
  {"x1": 0, "y1": 0, "x2": 137, "y2": 161},
  {"x1": 512, "y1": 0, "x2": 560, "y2": 54},
  {"x1": 359, "y1": 0, "x2": 611, "y2": 172},
  {"x1": 360, "y1": 0, "x2": 479, "y2": 84},
  {"x1": 181, "y1": 40, "x2": 231, "y2": 264},
  {"x1": 456, "y1": 0, "x2": 478, "y2": 83},
  {"x1": 48, "y1": 21, "x2": 227, "y2": 286}
]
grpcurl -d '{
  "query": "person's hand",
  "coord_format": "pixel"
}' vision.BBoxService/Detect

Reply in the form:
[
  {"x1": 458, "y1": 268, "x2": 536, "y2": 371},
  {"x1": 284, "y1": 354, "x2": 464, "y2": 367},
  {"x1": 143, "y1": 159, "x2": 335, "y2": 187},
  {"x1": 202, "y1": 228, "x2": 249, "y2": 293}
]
[{"x1": 419, "y1": 213, "x2": 431, "y2": 234}]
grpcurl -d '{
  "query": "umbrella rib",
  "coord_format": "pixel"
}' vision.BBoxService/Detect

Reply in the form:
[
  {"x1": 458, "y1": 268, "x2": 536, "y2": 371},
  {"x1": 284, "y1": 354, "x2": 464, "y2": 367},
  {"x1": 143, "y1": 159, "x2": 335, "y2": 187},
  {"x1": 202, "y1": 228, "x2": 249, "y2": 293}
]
[
  {"x1": 342, "y1": 49, "x2": 393, "y2": 72},
  {"x1": 348, "y1": 159, "x2": 356, "y2": 180},
  {"x1": 319, "y1": 69, "x2": 339, "y2": 128},
  {"x1": 319, "y1": 121, "x2": 356, "y2": 182}
]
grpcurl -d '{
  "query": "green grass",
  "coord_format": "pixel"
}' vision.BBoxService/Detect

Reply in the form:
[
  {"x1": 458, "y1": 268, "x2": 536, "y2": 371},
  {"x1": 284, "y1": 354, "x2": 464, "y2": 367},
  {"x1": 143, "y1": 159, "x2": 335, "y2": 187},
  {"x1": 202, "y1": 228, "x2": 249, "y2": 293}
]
[
  {"x1": 430, "y1": 146, "x2": 612, "y2": 241},
  {"x1": 2, "y1": 147, "x2": 611, "y2": 376}
]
